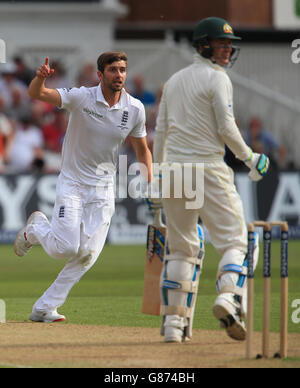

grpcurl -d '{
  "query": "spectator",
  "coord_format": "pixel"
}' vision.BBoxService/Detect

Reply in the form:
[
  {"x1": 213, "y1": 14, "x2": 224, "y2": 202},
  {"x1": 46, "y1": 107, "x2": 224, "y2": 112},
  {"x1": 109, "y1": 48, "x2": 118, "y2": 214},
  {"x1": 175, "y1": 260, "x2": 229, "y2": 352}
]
[
  {"x1": 44, "y1": 60, "x2": 68, "y2": 89},
  {"x1": 244, "y1": 116, "x2": 287, "y2": 169},
  {"x1": 30, "y1": 100, "x2": 54, "y2": 128},
  {"x1": 77, "y1": 63, "x2": 99, "y2": 87},
  {"x1": 13, "y1": 56, "x2": 34, "y2": 86},
  {"x1": 130, "y1": 74, "x2": 156, "y2": 107},
  {"x1": 0, "y1": 62, "x2": 28, "y2": 111},
  {"x1": 5, "y1": 87, "x2": 31, "y2": 122},
  {"x1": 42, "y1": 108, "x2": 67, "y2": 153},
  {"x1": 0, "y1": 109, "x2": 13, "y2": 173},
  {"x1": 6, "y1": 114, "x2": 44, "y2": 173}
]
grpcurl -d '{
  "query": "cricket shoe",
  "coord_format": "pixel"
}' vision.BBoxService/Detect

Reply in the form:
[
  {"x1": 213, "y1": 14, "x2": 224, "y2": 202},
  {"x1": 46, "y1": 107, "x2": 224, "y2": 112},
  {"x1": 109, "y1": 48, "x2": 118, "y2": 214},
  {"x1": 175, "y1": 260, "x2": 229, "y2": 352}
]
[
  {"x1": 164, "y1": 315, "x2": 186, "y2": 343},
  {"x1": 30, "y1": 309, "x2": 66, "y2": 323},
  {"x1": 213, "y1": 293, "x2": 246, "y2": 341},
  {"x1": 14, "y1": 211, "x2": 46, "y2": 257}
]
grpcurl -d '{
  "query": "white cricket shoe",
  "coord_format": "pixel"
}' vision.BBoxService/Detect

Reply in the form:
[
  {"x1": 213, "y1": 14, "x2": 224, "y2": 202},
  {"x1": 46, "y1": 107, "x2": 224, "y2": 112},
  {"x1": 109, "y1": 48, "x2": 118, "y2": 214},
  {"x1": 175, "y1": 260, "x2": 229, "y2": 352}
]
[
  {"x1": 14, "y1": 211, "x2": 46, "y2": 257},
  {"x1": 164, "y1": 315, "x2": 185, "y2": 343},
  {"x1": 30, "y1": 309, "x2": 66, "y2": 323},
  {"x1": 213, "y1": 293, "x2": 246, "y2": 341}
]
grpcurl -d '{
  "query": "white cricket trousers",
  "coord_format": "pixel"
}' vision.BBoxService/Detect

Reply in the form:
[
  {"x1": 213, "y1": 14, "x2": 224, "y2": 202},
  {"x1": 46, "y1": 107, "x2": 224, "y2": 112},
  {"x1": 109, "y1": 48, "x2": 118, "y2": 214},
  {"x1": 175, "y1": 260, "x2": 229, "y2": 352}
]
[
  {"x1": 26, "y1": 174, "x2": 115, "y2": 312},
  {"x1": 162, "y1": 160, "x2": 248, "y2": 259}
]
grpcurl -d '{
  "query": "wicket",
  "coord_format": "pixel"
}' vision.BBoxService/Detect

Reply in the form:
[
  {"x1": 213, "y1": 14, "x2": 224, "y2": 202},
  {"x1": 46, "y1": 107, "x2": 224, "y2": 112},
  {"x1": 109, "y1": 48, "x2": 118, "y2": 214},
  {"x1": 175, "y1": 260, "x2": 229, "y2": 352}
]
[{"x1": 246, "y1": 221, "x2": 289, "y2": 360}]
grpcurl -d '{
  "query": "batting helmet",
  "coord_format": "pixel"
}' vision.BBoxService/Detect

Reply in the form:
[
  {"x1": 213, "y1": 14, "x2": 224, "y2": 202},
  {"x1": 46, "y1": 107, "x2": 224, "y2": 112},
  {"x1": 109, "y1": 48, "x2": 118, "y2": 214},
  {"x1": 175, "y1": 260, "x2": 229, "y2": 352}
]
[{"x1": 193, "y1": 17, "x2": 241, "y2": 66}]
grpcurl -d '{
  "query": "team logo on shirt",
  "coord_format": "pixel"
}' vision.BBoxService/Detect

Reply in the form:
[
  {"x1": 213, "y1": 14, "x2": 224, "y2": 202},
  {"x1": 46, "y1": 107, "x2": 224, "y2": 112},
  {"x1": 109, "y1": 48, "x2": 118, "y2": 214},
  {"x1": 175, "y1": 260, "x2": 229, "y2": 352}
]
[
  {"x1": 118, "y1": 110, "x2": 129, "y2": 130},
  {"x1": 59, "y1": 206, "x2": 65, "y2": 218}
]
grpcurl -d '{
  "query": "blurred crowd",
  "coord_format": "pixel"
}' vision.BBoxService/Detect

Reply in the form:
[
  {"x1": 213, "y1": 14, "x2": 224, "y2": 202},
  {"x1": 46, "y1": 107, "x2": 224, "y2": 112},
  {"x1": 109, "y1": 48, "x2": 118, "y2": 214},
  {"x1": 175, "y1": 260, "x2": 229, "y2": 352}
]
[
  {"x1": 0, "y1": 57, "x2": 290, "y2": 175},
  {"x1": 0, "y1": 57, "x2": 70, "y2": 174},
  {"x1": 225, "y1": 116, "x2": 289, "y2": 172}
]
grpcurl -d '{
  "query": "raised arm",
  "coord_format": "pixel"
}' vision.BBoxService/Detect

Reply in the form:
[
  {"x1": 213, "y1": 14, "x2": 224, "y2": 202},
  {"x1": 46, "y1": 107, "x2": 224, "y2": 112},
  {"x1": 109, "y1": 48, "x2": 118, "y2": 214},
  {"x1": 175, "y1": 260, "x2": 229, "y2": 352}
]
[{"x1": 28, "y1": 57, "x2": 62, "y2": 107}]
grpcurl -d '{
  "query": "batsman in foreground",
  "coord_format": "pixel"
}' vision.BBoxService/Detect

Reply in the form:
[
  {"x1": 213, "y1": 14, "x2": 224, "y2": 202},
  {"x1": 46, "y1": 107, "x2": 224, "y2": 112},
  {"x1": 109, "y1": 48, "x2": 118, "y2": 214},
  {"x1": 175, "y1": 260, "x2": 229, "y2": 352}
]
[
  {"x1": 14, "y1": 52, "x2": 152, "y2": 322},
  {"x1": 148, "y1": 17, "x2": 270, "y2": 343}
]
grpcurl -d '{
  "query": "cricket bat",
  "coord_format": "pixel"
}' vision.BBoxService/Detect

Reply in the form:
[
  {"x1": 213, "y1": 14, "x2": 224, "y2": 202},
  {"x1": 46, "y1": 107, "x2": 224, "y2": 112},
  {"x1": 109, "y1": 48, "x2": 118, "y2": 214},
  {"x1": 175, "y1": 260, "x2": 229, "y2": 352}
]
[{"x1": 142, "y1": 209, "x2": 167, "y2": 316}]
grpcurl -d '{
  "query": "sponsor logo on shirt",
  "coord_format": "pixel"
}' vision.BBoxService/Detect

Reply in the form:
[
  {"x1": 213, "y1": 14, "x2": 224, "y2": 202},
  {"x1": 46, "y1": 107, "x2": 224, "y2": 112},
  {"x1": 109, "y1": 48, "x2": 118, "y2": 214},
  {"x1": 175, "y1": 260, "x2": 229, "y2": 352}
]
[{"x1": 83, "y1": 107, "x2": 104, "y2": 120}]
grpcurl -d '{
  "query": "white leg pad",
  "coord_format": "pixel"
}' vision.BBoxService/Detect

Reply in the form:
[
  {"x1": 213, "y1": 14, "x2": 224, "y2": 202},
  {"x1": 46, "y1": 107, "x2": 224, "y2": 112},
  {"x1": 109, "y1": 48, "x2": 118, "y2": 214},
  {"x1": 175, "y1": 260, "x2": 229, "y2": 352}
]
[
  {"x1": 216, "y1": 249, "x2": 247, "y2": 297},
  {"x1": 216, "y1": 232, "x2": 259, "y2": 316},
  {"x1": 164, "y1": 315, "x2": 186, "y2": 343},
  {"x1": 161, "y1": 225, "x2": 204, "y2": 340}
]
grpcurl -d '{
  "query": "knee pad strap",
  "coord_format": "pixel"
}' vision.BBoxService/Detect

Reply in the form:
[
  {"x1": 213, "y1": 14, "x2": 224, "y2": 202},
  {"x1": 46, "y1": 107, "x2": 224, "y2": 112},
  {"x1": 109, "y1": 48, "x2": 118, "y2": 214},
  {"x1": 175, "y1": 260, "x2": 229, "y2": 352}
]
[
  {"x1": 216, "y1": 259, "x2": 248, "y2": 297},
  {"x1": 216, "y1": 233, "x2": 259, "y2": 299},
  {"x1": 162, "y1": 279, "x2": 198, "y2": 294}
]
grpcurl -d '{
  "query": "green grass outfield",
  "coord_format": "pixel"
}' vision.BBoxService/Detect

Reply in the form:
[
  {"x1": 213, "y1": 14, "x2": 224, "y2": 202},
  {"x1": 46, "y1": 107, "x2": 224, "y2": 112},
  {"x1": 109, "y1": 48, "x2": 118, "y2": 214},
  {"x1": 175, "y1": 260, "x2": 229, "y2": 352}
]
[{"x1": 0, "y1": 241, "x2": 299, "y2": 334}]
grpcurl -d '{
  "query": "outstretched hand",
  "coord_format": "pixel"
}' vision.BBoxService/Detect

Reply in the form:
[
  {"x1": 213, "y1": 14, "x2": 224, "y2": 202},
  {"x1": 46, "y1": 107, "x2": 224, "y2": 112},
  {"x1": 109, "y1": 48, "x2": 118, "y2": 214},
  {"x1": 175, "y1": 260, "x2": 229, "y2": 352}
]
[{"x1": 36, "y1": 57, "x2": 55, "y2": 80}]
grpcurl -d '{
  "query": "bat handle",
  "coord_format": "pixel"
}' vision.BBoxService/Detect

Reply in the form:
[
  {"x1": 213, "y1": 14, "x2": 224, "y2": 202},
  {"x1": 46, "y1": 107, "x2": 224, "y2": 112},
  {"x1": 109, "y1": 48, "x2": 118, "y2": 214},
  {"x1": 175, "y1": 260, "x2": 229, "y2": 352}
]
[{"x1": 154, "y1": 208, "x2": 164, "y2": 227}]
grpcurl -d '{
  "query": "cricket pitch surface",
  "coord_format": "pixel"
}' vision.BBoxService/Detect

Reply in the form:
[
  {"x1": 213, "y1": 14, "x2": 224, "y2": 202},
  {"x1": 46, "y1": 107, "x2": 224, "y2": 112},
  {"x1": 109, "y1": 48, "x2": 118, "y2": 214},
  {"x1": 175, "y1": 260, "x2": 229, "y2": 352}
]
[{"x1": 0, "y1": 323, "x2": 299, "y2": 368}]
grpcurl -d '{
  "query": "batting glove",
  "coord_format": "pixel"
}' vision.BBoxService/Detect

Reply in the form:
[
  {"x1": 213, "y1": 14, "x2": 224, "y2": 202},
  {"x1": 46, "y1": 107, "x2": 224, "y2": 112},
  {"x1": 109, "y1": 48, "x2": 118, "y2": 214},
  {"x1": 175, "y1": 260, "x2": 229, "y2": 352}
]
[
  {"x1": 144, "y1": 174, "x2": 163, "y2": 213},
  {"x1": 145, "y1": 197, "x2": 163, "y2": 213},
  {"x1": 244, "y1": 151, "x2": 270, "y2": 182}
]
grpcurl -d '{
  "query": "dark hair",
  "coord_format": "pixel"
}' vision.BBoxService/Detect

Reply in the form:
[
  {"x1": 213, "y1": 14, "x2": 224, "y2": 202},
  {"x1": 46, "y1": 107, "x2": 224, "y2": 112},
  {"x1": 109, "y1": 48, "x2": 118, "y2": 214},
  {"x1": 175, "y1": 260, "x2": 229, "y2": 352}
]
[{"x1": 97, "y1": 51, "x2": 128, "y2": 73}]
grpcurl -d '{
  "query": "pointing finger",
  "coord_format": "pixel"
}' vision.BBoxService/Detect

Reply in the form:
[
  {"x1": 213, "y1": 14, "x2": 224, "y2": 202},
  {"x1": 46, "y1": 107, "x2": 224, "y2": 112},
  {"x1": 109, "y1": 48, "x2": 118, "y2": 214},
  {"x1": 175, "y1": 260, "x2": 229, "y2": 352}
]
[{"x1": 44, "y1": 57, "x2": 49, "y2": 66}]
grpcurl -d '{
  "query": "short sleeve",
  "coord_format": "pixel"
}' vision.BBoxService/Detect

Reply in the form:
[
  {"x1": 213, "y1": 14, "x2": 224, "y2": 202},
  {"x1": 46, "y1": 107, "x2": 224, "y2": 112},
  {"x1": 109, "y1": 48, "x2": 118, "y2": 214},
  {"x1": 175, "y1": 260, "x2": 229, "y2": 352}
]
[
  {"x1": 57, "y1": 87, "x2": 86, "y2": 112},
  {"x1": 129, "y1": 104, "x2": 147, "y2": 138}
]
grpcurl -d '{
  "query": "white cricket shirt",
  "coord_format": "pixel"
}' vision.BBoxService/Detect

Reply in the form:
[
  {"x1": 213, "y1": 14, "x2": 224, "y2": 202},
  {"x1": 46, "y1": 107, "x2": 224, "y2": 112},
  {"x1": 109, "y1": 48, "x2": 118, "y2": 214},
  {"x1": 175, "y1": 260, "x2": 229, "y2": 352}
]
[
  {"x1": 9, "y1": 124, "x2": 44, "y2": 172},
  {"x1": 57, "y1": 84, "x2": 146, "y2": 186},
  {"x1": 154, "y1": 53, "x2": 250, "y2": 164}
]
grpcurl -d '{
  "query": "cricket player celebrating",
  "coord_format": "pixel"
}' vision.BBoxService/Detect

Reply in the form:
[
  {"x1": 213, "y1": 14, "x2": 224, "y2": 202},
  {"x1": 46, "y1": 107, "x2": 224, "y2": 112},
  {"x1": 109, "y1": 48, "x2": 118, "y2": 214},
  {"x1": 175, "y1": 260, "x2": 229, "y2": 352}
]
[
  {"x1": 14, "y1": 52, "x2": 152, "y2": 323},
  {"x1": 149, "y1": 17, "x2": 269, "y2": 343}
]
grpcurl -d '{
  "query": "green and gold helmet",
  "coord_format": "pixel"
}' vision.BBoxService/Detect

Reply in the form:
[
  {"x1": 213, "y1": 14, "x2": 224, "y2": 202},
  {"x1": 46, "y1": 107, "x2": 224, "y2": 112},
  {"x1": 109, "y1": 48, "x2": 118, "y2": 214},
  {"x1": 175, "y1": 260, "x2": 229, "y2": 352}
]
[
  {"x1": 192, "y1": 17, "x2": 241, "y2": 66},
  {"x1": 193, "y1": 17, "x2": 241, "y2": 42}
]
